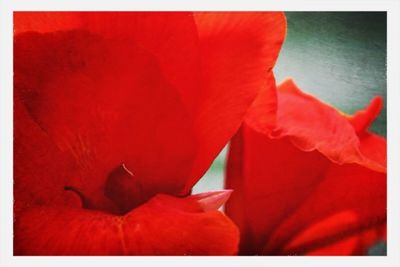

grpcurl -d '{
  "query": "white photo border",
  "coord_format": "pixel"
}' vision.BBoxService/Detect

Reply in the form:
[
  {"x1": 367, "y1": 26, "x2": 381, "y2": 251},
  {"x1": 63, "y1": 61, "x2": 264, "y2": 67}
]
[{"x1": 1, "y1": 0, "x2": 399, "y2": 266}]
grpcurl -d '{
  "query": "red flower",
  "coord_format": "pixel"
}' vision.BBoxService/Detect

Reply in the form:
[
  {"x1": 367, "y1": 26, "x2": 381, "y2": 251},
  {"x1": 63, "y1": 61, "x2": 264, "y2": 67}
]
[
  {"x1": 225, "y1": 79, "x2": 386, "y2": 255},
  {"x1": 14, "y1": 12, "x2": 286, "y2": 255}
]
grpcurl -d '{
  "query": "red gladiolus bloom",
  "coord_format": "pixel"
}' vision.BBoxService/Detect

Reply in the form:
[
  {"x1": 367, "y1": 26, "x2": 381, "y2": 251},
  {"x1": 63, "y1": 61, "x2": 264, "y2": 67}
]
[
  {"x1": 225, "y1": 79, "x2": 386, "y2": 255},
  {"x1": 14, "y1": 12, "x2": 286, "y2": 255}
]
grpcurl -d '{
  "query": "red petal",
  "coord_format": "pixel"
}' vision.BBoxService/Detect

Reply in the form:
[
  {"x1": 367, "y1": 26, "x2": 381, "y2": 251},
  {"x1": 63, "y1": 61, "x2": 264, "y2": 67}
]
[
  {"x1": 15, "y1": 12, "x2": 202, "y2": 121},
  {"x1": 281, "y1": 211, "x2": 361, "y2": 255},
  {"x1": 15, "y1": 12, "x2": 286, "y2": 205},
  {"x1": 248, "y1": 78, "x2": 384, "y2": 171},
  {"x1": 241, "y1": 72, "x2": 278, "y2": 133},
  {"x1": 279, "y1": 211, "x2": 386, "y2": 256},
  {"x1": 358, "y1": 132, "x2": 386, "y2": 169},
  {"x1": 15, "y1": 193, "x2": 239, "y2": 255},
  {"x1": 14, "y1": 12, "x2": 82, "y2": 34},
  {"x1": 226, "y1": 128, "x2": 331, "y2": 254},
  {"x1": 275, "y1": 79, "x2": 365, "y2": 165},
  {"x1": 304, "y1": 224, "x2": 386, "y2": 256},
  {"x1": 348, "y1": 96, "x2": 383, "y2": 134},
  {"x1": 225, "y1": 79, "x2": 386, "y2": 255},
  {"x1": 346, "y1": 97, "x2": 386, "y2": 169},
  {"x1": 15, "y1": 29, "x2": 197, "y2": 208},
  {"x1": 185, "y1": 12, "x2": 286, "y2": 191},
  {"x1": 14, "y1": 96, "x2": 81, "y2": 212},
  {"x1": 263, "y1": 164, "x2": 386, "y2": 255}
]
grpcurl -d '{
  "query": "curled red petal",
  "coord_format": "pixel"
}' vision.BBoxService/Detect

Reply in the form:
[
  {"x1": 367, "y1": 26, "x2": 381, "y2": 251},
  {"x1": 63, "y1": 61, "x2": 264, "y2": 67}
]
[
  {"x1": 346, "y1": 96, "x2": 387, "y2": 169},
  {"x1": 226, "y1": 79, "x2": 386, "y2": 255},
  {"x1": 348, "y1": 96, "x2": 383, "y2": 134},
  {"x1": 247, "y1": 78, "x2": 384, "y2": 171},
  {"x1": 15, "y1": 193, "x2": 239, "y2": 255},
  {"x1": 276, "y1": 79, "x2": 364, "y2": 165},
  {"x1": 227, "y1": 127, "x2": 386, "y2": 256}
]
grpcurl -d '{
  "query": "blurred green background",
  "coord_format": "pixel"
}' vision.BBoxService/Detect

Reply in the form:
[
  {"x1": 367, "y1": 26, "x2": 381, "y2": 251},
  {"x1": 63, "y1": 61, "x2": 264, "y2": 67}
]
[
  {"x1": 192, "y1": 12, "x2": 387, "y2": 255},
  {"x1": 275, "y1": 12, "x2": 386, "y2": 137}
]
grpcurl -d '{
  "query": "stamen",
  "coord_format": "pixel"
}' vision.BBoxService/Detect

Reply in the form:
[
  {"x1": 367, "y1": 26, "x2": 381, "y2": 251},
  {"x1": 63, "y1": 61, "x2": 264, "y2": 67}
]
[
  {"x1": 64, "y1": 164, "x2": 146, "y2": 215},
  {"x1": 104, "y1": 164, "x2": 144, "y2": 215},
  {"x1": 121, "y1": 163, "x2": 134, "y2": 177}
]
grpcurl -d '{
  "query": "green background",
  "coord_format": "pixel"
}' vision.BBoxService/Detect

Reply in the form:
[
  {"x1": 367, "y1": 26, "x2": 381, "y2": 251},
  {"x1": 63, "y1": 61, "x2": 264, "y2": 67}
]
[
  {"x1": 192, "y1": 12, "x2": 387, "y2": 255},
  {"x1": 275, "y1": 12, "x2": 386, "y2": 137}
]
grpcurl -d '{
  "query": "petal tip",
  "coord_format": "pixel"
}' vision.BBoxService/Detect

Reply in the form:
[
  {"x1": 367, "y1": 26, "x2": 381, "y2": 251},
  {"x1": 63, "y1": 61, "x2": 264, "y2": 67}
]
[
  {"x1": 278, "y1": 77, "x2": 300, "y2": 94},
  {"x1": 350, "y1": 95, "x2": 384, "y2": 134},
  {"x1": 192, "y1": 190, "x2": 233, "y2": 211}
]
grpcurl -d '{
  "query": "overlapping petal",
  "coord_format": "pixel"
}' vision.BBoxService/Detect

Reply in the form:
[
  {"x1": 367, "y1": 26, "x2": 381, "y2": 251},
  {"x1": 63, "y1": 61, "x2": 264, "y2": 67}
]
[
  {"x1": 14, "y1": 97, "x2": 79, "y2": 213},
  {"x1": 15, "y1": 97, "x2": 239, "y2": 255},
  {"x1": 15, "y1": 191, "x2": 239, "y2": 255},
  {"x1": 14, "y1": 12, "x2": 286, "y2": 206},
  {"x1": 186, "y1": 12, "x2": 286, "y2": 190},
  {"x1": 14, "y1": 12, "x2": 286, "y2": 255},
  {"x1": 15, "y1": 30, "x2": 196, "y2": 209},
  {"x1": 225, "y1": 79, "x2": 386, "y2": 255}
]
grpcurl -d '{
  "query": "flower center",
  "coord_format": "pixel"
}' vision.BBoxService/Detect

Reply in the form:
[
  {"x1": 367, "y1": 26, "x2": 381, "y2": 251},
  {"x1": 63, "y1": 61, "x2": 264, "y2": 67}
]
[{"x1": 65, "y1": 164, "x2": 147, "y2": 215}]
